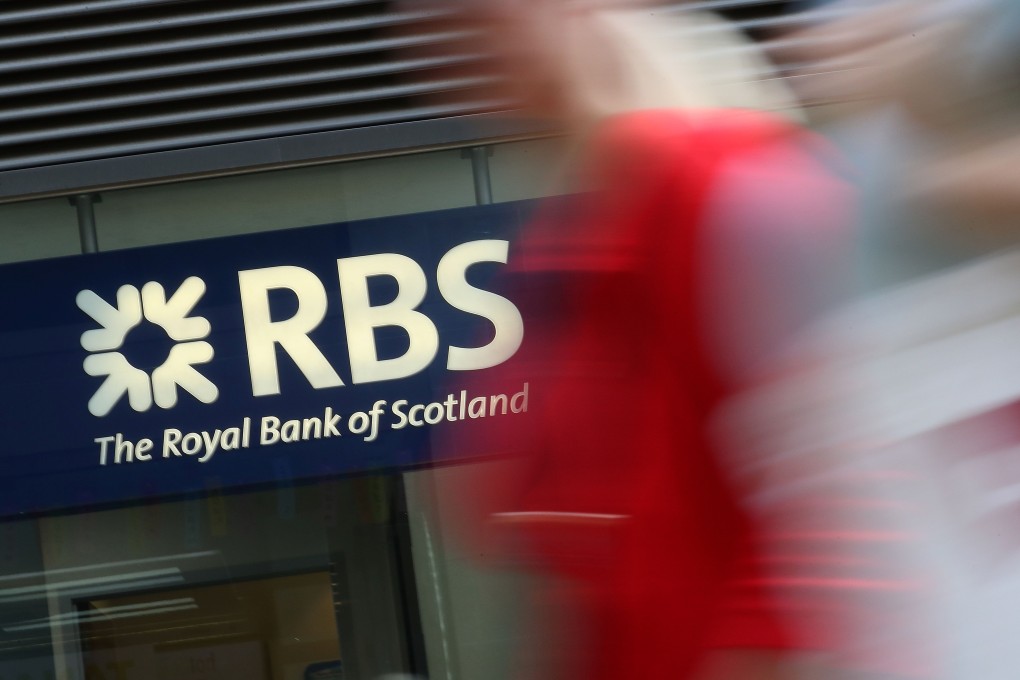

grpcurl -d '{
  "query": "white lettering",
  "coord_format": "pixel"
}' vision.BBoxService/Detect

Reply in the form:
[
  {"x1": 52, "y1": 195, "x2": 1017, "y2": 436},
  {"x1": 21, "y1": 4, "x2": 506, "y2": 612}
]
[
  {"x1": 239, "y1": 266, "x2": 344, "y2": 397},
  {"x1": 468, "y1": 396, "x2": 487, "y2": 418},
  {"x1": 348, "y1": 411, "x2": 369, "y2": 435},
  {"x1": 511, "y1": 383, "x2": 529, "y2": 413},
  {"x1": 437, "y1": 240, "x2": 523, "y2": 371},
  {"x1": 408, "y1": 403, "x2": 426, "y2": 427},
  {"x1": 490, "y1": 393, "x2": 508, "y2": 415},
  {"x1": 261, "y1": 416, "x2": 281, "y2": 445},
  {"x1": 365, "y1": 399, "x2": 386, "y2": 442},
  {"x1": 96, "y1": 435, "x2": 115, "y2": 465},
  {"x1": 324, "y1": 407, "x2": 342, "y2": 437},
  {"x1": 222, "y1": 426, "x2": 241, "y2": 450},
  {"x1": 198, "y1": 430, "x2": 221, "y2": 462},
  {"x1": 181, "y1": 432, "x2": 202, "y2": 455},
  {"x1": 94, "y1": 433, "x2": 154, "y2": 464},
  {"x1": 281, "y1": 419, "x2": 300, "y2": 443},
  {"x1": 164, "y1": 428, "x2": 183, "y2": 456},
  {"x1": 424, "y1": 402, "x2": 444, "y2": 424},
  {"x1": 338, "y1": 253, "x2": 439, "y2": 384},
  {"x1": 391, "y1": 400, "x2": 409, "y2": 429},
  {"x1": 302, "y1": 416, "x2": 322, "y2": 440},
  {"x1": 135, "y1": 438, "x2": 154, "y2": 461}
]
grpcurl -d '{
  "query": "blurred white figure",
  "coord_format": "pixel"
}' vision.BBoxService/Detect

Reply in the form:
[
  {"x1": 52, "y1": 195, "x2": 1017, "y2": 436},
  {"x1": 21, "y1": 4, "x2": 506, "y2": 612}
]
[
  {"x1": 546, "y1": 6, "x2": 804, "y2": 122},
  {"x1": 720, "y1": 247, "x2": 1020, "y2": 680},
  {"x1": 717, "y1": 1, "x2": 1020, "y2": 678}
]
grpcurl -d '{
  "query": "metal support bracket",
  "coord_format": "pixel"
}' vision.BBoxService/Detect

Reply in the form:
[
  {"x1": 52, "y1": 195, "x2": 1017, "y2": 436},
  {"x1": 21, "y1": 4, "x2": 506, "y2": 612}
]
[
  {"x1": 69, "y1": 193, "x2": 102, "y2": 254},
  {"x1": 461, "y1": 146, "x2": 494, "y2": 206}
]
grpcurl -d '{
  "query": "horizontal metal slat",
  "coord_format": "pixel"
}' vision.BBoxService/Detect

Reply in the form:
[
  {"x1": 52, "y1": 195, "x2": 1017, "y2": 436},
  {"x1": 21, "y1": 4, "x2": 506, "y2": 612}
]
[
  {"x1": 721, "y1": 6, "x2": 863, "y2": 33},
  {"x1": 761, "y1": 32, "x2": 859, "y2": 55},
  {"x1": 0, "y1": 0, "x2": 378, "y2": 51},
  {"x1": 0, "y1": 99, "x2": 514, "y2": 173},
  {"x1": 0, "y1": 54, "x2": 486, "y2": 124},
  {"x1": 0, "y1": 8, "x2": 451, "y2": 76},
  {"x1": 0, "y1": 30, "x2": 476, "y2": 99},
  {"x1": 0, "y1": 0, "x2": 198, "y2": 27},
  {"x1": 0, "y1": 76, "x2": 500, "y2": 148},
  {"x1": 672, "y1": 0, "x2": 788, "y2": 14}
]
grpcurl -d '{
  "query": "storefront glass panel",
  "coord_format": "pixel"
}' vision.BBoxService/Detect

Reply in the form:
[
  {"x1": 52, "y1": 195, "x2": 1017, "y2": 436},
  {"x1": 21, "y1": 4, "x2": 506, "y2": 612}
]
[{"x1": 2, "y1": 475, "x2": 421, "y2": 680}]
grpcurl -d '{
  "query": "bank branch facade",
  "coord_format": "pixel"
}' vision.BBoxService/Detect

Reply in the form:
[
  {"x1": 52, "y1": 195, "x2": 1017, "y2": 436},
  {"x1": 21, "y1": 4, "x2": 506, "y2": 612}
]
[{"x1": 0, "y1": 137, "x2": 567, "y2": 680}]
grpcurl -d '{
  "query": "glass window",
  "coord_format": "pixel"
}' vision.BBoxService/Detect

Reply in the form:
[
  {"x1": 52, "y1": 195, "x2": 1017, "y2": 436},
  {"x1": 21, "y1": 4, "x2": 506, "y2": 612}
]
[
  {"x1": 94, "y1": 150, "x2": 477, "y2": 251},
  {"x1": 1, "y1": 476, "x2": 422, "y2": 680},
  {"x1": 489, "y1": 137, "x2": 575, "y2": 204},
  {"x1": 0, "y1": 197, "x2": 81, "y2": 264}
]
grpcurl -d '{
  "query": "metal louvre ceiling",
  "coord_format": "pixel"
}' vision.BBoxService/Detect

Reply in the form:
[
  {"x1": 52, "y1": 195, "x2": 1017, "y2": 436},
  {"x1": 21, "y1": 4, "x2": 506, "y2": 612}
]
[
  {"x1": 0, "y1": 0, "x2": 835, "y2": 198},
  {"x1": 0, "y1": 0, "x2": 508, "y2": 172}
]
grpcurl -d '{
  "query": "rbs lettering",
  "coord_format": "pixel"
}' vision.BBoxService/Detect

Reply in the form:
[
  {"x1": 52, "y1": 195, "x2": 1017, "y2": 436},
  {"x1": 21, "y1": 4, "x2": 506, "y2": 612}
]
[{"x1": 238, "y1": 239, "x2": 523, "y2": 395}]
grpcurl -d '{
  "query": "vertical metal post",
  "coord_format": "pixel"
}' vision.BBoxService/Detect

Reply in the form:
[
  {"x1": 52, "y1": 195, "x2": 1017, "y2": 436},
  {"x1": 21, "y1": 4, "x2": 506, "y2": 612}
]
[
  {"x1": 69, "y1": 193, "x2": 101, "y2": 254},
  {"x1": 463, "y1": 146, "x2": 493, "y2": 206}
]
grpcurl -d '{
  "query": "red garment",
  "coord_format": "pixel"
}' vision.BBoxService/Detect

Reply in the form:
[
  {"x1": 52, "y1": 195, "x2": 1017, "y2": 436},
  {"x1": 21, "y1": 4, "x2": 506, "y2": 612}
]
[{"x1": 450, "y1": 109, "x2": 853, "y2": 679}]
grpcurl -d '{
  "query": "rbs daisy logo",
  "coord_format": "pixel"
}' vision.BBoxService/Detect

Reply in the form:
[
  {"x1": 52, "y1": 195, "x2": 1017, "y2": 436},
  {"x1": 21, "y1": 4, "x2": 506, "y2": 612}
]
[{"x1": 77, "y1": 277, "x2": 218, "y2": 417}]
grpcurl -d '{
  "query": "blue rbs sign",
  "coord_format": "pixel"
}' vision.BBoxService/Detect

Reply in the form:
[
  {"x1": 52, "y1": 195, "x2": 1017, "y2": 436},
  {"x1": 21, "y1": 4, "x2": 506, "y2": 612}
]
[{"x1": 0, "y1": 201, "x2": 536, "y2": 517}]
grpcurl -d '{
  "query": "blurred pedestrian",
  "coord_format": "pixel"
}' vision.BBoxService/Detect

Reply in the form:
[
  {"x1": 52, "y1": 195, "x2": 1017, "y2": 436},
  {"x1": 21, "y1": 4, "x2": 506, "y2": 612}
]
[{"x1": 428, "y1": 3, "x2": 872, "y2": 679}]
